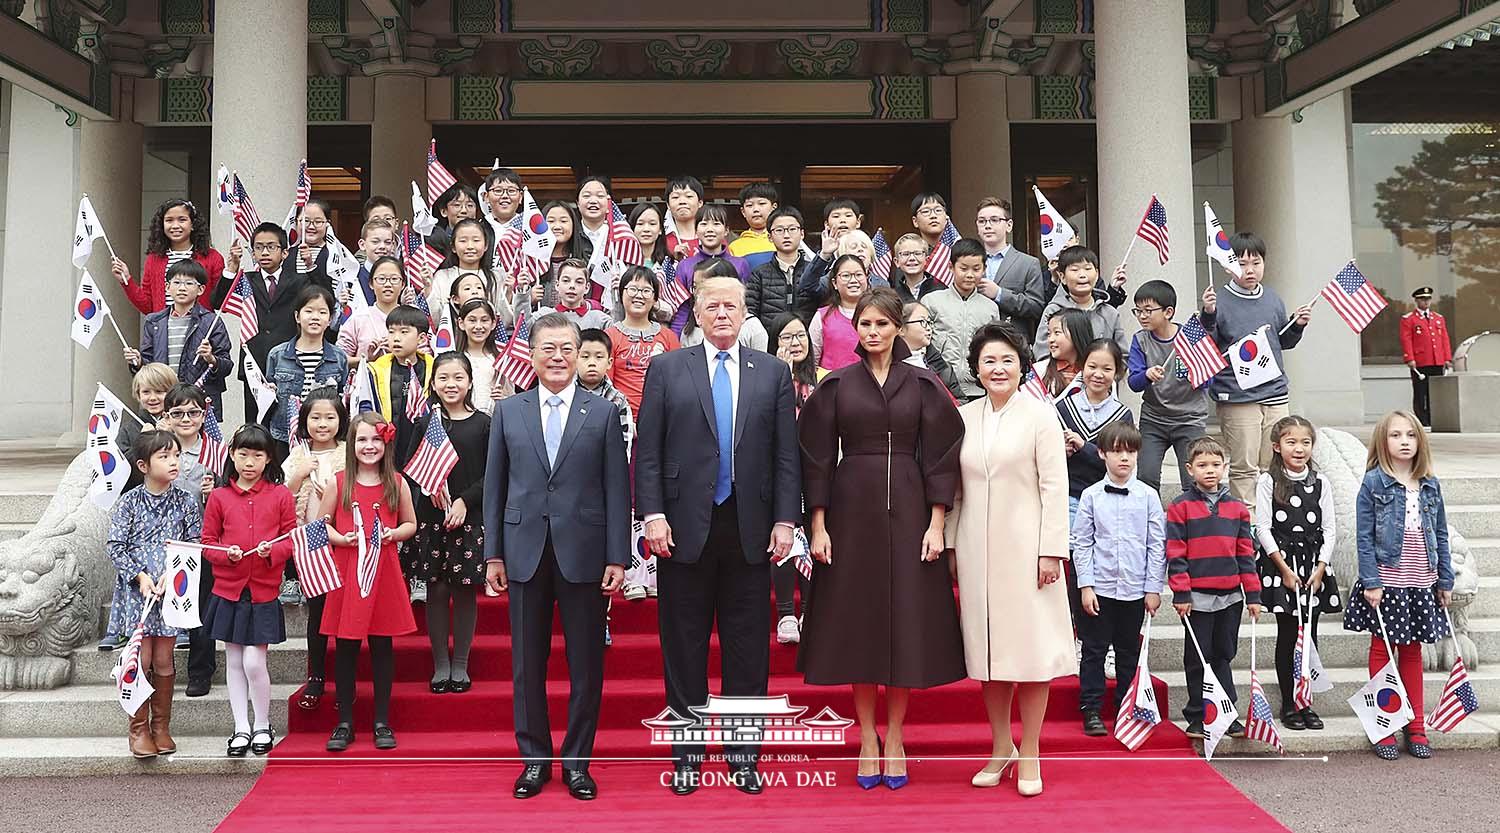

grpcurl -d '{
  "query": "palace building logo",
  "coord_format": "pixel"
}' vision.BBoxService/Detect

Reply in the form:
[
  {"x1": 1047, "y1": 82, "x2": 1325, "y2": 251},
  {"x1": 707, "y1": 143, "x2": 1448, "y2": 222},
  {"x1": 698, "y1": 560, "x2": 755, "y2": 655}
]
[{"x1": 643, "y1": 695, "x2": 852, "y2": 746}]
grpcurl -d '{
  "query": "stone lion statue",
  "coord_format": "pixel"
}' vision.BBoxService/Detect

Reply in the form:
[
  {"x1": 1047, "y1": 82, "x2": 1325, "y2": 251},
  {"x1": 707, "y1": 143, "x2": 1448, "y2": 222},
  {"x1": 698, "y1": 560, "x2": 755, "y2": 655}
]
[
  {"x1": 1314, "y1": 427, "x2": 1480, "y2": 670},
  {"x1": 0, "y1": 454, "x2": 115, "y2": 690}
]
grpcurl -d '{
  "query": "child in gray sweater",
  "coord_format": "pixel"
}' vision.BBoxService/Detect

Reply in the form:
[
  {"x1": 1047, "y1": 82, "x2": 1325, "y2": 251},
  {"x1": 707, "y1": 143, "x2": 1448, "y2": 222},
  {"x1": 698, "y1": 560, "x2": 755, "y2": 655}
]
[
  {"x1": 1034, "y1": 246, "x2": 1127, "y2": 359},
  {"x1": 1198, "y1": 232, "x2": 1313, "y2": 506},
  {"x1": 1126, "y1": 280, "x2": 1210, "y2": 493}
]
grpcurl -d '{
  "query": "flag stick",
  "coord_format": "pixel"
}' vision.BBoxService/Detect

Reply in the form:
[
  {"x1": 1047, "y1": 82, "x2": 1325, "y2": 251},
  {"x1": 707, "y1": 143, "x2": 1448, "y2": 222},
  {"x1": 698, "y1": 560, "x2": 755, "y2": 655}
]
[
  {"x1": 1117, "y1": 193, "x2": 1155, "y2": 269},
  {"x1": 105, "y1": 308, "x2": 130, "y2": 352},
  {"x1": 117, "y1": 406, "x2": 150, "y2": 428},
  {"x1": 1119, "y1": 235, "x2": 1138, "y2": 269},
  {"x1": 83, "y1": 193, "x2": 119, "y2": 260},
  {"x1": 1279, "y1": 297, "x2": 1319, "y2": 335}
]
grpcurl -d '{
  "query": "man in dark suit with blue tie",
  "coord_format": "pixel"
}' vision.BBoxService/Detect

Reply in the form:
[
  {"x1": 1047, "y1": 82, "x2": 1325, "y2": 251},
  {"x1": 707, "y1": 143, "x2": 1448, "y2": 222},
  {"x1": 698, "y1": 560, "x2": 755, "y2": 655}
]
[
  {"x1": 483, "y1": 313, "x2": 630, "y2": 802},
  {"x1": 635, "y1": 276, "x2": 803, "y2": 795}
]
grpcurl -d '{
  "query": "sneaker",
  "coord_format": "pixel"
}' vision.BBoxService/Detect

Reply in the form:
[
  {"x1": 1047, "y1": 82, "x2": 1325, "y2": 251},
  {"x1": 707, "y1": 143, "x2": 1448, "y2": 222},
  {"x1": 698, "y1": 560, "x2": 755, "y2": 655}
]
[
  {"x1": 646, "y1": 585, "x2": 658, "y2": 598},
  {"x1": 409, "y1": 578, "x2": 427, "y2": 604},
  {"x1": 776, "y1": 615, "x2": 801, "y2": 645},
  {"x1": 279, "y1": 579, "x2": 304, "y2": 605},
  {"x1": 97, "y1": 632, "x2": 127, "y2": 651},
  {"x1": 1103, "y1": 647, "x2": 1116, "y2": 681},
  {"x1": 174, "y1": 632, "x2": 191, "y2": 650},
  {"x1": 1184, "y1": 721, "x2": 1205, "y2": 739},
  {"x1": 1227, "y1": 720, "x2": 1247, "y2": 739},
  {"x1": 623, "y1": 583, "x2": 647, "y2": 601}
]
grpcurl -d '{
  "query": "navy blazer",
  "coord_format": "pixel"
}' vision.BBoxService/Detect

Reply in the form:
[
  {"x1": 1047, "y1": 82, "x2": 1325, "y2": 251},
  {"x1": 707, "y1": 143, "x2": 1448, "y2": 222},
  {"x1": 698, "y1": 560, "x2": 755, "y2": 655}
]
[
  {"x1": 209, "y1": 248, "x2": 335, "y2": 382},
  {"x1": 634, "y1": 343, "x2": 802, "y2": 564},
  {"x1": 483, "y1": 385, "x2": 631, "y2": 584},
  {"x1": 136, "y1": 304, "x2": 233, "y2": 396}
]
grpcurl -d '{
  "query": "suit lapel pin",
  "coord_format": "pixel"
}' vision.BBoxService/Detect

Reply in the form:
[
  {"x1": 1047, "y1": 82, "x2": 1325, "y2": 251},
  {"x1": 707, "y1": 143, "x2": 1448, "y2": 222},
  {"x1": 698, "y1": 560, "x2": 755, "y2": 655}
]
[{"x1": 746, "y1": 361, "x2": 754, "y2": 369}]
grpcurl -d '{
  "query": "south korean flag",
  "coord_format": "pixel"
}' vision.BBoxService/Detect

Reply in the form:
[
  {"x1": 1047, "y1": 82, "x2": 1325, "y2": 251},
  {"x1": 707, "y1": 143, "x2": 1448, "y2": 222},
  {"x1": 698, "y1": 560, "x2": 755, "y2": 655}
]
[
  {"x1": 112, "y1": 601, "x2": 156, "y2": 716},
  {"x1": 1349, "y1": 658, "x2": 1415, "y2": 743},
  {"x1": 1229, "y1": 325, "x2": 1281, "y2": 391},
  {"x1": 161, "y1": 541, "x2": 203, "y2": 629},
  {"x1": 86, "y1": 383, "x2": 129, "y2": 452},
  {"x1": 86, "y1": 384, "x2": 132, "y2": 510}
]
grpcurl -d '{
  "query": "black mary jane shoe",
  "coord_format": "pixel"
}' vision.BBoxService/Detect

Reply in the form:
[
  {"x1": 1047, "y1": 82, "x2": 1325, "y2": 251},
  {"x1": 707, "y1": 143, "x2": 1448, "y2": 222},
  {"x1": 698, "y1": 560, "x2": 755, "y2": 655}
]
[
  {"x1": 250, "y1": 727, "x2": 276, "y2": 755},
  {"x1": 563, "y1": 768, "x2": 598, "y2": 800},
  {"x1": 1281, "y1": 710, "x2": 1306, "y2": 731},
  {"x1": 326, "y1": 723, "x2": 354, "y2": 753},
  {"x1": 1373, "y1": 738, "x2": 1400, "y2": 761},
  {"x1": 448, "y1": 677, "x2": 472, "y2": 694},
  {"x1": 1300, "y1": 708, "x2": 1324, "y2": 730},
  {"x1": 226, "y1": 732, "x2": 252, "y2": 758},
  {"x1": 372, "y1": 723, "x2": 398, "y2": 750},
  {"x1": 429, "y1": 678, "x2": 451, "y2": 694},
  {"x1": 1405, "y1": 730, "x2": 1433, "y2": 760},
  {"x1": 514, "y1": 764, "x2": 551, "y2": 799},
  {"x1": 297, "y1": 676, "x2": 324, "y2": 710}
]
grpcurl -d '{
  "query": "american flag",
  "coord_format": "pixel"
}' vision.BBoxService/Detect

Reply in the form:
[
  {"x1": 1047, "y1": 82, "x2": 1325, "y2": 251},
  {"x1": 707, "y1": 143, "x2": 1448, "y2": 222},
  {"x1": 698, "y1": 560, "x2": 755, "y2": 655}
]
[
  {"x1": 294, "y1": 159, "x2": 311, "y2": 209},
  {"x1": 1320, "y1": 262, "x2": 1388, "y2": 334},
  {"x1": 403, "y1": 363, "x2": 429, "y2": 422},
  {"x1": 1020, "y1": 366, "x2": 1049, "y2": 402},
  {"x1": 654, "y1": 256, "x2": 692, "y2": 312},
  {"x1": 495, "y1": 314, "x2": 537, "y2": 389},
  {"x1": 1430, "y1": 655, "x2": 1479, "y2": 733},
  {"x1": 200, "y1": 407, "x2": 227, "y2": 478},
  {"x1": 357, "y1": 506, "x2": 383, "y2": 598},
  {"x1": 287, "y1": 395, "x2": 306, "y2": 455},
  {"x1": 404, "y1": 413, "x2": 459, "y2": 511},
  {"x1": 1113, "y1": 669, "x2": 1161, "y2": 751},
  {"x1": 219, "y1": 271, "x2": 260, "y2": 340},
  {"x1": 923, "y1": 220, "x2": 962, "y2": 287},
  {"x1": 604, "y1": 200, "x2": 644, "y2": 266},
  {"x1": 231, "y1": 173, "x2": 260, "y2": 244},
  {"x1": 1291, "y1": 621, "x2": 1312, "y2": 710},
  {"x1": 401, "y1": 221, "x2": 443, "y2": 293},
  {"x1": 869, "y1": 229, "x2": 892, "y2": 283},
  {"x1": 1134, "y1": 195, "x2": 1170, "y2": 265},
  {"x1": 427, "y1": 139, "x2": 458, "y2": 204},
  {"x1": 1245, "y1": 669, "x2": 1285, "y2": 753},
  {"x1": 291, "y1": 518, "x2": 341, "y2": 597},
  {"x1": 494, "y1": 214, "x2": 526, "y2": 276},
  {"x1": 1173, "y1": 314, "x2": 1227, "y2": 388}
]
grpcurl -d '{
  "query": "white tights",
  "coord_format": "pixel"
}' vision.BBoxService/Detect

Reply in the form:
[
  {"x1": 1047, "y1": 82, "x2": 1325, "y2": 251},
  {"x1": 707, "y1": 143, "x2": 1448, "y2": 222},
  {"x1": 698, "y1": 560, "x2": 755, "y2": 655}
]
[{"x1": 225, "y1": 643, "x2": 271, "y2": 735}]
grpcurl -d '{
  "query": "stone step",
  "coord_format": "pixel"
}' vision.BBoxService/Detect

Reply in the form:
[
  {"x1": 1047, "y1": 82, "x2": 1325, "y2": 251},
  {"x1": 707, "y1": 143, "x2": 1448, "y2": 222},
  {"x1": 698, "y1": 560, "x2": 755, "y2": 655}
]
[
  {"x1": 1448, "y1": 505, "x2": 1500, "y2": 539},
  {"x1": 1151, "y1": 666, "x2": 1500, "y2": 719},
  {"x1": 1158, "y1": 475, "x2": 1500, "y2": 507},
  {"x1": 0, "y1": 522, "x2": 30, "y2": 543},
  {"x1": 0, "y1": 492, "x2": 54, "y2": 527},
  {"x1": 1469, "y1": 576, "x2": 1500, "y2": 617},
  {"x1": 0, "y1": 734, "x2": 273, "y2": 777},
  {"x1": 1173, "y1": 715, "x2": 1500, "y2": 754},
  {"x1": 72, "y1": 642, "x2": 311, "y2": 687},
  {"x1": 1471, "y1": 538, "x2": 1500, "y2": 576},
  {"x1": 0, "y1": 683, "x2": 297, "y2": 738}
]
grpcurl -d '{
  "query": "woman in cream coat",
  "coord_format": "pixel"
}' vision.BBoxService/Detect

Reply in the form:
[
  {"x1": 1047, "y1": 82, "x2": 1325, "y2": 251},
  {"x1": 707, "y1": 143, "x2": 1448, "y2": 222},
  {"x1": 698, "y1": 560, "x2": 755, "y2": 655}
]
[{"x1": 945, "y1": 322, "x2": 1075, "y2": 796}]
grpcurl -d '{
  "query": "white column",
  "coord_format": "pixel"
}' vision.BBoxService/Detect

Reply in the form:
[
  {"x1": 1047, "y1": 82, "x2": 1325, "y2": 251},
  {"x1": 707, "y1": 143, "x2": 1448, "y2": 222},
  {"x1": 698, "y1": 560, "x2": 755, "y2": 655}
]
[
  {"x1": 0, "y1": 86, "x2": 82, "y2": 439},
  {"x1": 949, "y1": 72, "x2": 1011, "y2": 227},
  {"x1": 1095, "y1": 1, "x2": 1197, "y2": 319},
  {"x1": 210, "y1": 0, "x2": 306, "y2": 247},
  {"x1": 369, "y1": 73, "x2": 430, "y2": 205},
  {"x1": 1232, "y1": 91, "x2": 1362, "y2": 425},
  {"x1": 71, "y1": 111, "x2": 145, "y2": 442}
]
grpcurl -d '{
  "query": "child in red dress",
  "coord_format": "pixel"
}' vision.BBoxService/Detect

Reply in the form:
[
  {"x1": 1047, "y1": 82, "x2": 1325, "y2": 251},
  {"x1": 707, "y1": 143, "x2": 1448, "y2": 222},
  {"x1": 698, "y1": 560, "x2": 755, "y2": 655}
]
[{"x1": 317, "y1": 412, "x2": 418, "y2": 752}]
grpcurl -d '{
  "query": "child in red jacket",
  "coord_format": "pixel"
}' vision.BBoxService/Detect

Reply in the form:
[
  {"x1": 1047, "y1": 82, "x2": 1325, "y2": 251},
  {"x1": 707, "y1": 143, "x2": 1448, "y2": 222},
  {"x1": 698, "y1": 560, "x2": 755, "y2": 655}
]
[
  {"x1": 112, "y1": 198, "x2": 225, "y2": 315},
  {"x1": 202, "y1": 424, "x2": 297, "y2": 758}
]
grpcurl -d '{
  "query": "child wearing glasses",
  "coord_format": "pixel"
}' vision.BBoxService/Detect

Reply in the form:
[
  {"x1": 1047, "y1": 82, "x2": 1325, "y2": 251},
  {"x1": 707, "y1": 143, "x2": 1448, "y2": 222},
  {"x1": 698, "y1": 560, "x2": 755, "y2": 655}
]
[
  {"x1": 124, "y1": 260, "x2": 233, "y2": 419},
  {"x1": 1125, "y1": 279, "x2": 1211, "y2": 494},
  {"x1": 160, "y1": 383, "x2": 222, "y2": 696}
]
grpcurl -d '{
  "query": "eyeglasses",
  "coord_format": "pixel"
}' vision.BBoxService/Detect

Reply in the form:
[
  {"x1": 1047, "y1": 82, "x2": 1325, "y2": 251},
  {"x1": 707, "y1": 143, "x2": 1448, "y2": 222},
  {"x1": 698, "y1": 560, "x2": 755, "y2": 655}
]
[
  {"x1": 166, "y1": 409, "x2": 204, "y2": 421},
  {"x1": 373, "y1": 275, "x2": 404, "y2": 285},
  {"x1": 623, "y1": 285, "x2": 655, "y2": 296},
  {"x1": 167, "y1": 280, "x2": 200, "y2": 289},
  {"x1": 904, "y1": 318, "x2": 934, "y2": 330},
  {"x1": 778, "y1": 332, "x2": 808, "y2": 343},
  {"x1": 1131, "y1": 306, "x2": 1164, "y2": 318},
  {"x1": 769, "y1": 226, "x2": 802, "y2": 237},
  {"x1": 915, "y1": 208, "x2": 946, "y2": 218},
  {"x1": 490, "y1": 187, "x2": 520, "y2": 197},
  {"x1": 896, "y1": 250, "x2": 927, "y2": 261},
  {"x1": 252, "y1": 243, "x2": 282, "y2": 253},
  {"x1": 304, "y1": 219, "x2": 328, "y2": 228},
  {"x1": 975, "y1": 216, "x2": 1012, "y2": 226}
]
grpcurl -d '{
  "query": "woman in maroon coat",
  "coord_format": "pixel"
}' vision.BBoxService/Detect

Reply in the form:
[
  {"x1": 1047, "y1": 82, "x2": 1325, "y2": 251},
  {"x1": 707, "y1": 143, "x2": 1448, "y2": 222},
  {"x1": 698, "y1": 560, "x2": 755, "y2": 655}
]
[{"x1": 798, "y1": 287, "x2": 967, "y2": 791}]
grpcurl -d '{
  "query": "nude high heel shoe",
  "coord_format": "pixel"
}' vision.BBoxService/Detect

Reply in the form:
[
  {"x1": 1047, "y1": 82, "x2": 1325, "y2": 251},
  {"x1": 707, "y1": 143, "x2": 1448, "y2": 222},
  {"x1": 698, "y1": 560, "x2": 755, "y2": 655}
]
[
  {"x1": 1017, "y1": 762, "x2": 1043, "y2": 797},
  {"x1": 970, "y1": 749, "x2": 1018, "y2": 787}
]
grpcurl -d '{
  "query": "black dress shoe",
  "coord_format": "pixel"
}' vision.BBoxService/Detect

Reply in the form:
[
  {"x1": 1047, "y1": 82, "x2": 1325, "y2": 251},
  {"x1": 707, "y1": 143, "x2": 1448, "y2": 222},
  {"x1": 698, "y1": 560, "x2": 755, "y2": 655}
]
[
  {"x1": 731, "y1": 766, "x2": 763, "y2": 795},
  {"x1": 563, "y1": 768, "x2": 598, "y2": 800},
  {"x1": 513, "y1": 764, "x2": 551, "y2": 799},
  {"x1": 669, "y1": 764, "x2": 699, "y2": 796},
  {"x1": 1082, "y1": 710, "x2": 1107, "y2": 736},
  {"x1": 1282, "y1": 710, "x2": 1307, "y2": 731},
  {"x1": 186, "y1": 679, "x2": 211, "y2": 698}
]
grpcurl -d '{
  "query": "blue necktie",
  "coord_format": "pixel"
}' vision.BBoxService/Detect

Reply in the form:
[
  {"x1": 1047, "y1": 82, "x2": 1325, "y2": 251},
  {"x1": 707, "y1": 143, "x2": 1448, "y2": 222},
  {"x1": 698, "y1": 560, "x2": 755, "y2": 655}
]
[
  {"x1": 712, "y1": 351, "x2": 734, "y2": 504},
  {"x1": 544, "y1": 395, "x2": 563, "y2": 467}
]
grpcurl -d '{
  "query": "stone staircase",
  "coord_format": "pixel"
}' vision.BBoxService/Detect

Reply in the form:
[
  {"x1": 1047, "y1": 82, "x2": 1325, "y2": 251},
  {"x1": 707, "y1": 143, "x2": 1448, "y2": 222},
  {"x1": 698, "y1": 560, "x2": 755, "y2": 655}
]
[{"x1": 3, "y1": 471, "x2": 1499, "y2": 775}]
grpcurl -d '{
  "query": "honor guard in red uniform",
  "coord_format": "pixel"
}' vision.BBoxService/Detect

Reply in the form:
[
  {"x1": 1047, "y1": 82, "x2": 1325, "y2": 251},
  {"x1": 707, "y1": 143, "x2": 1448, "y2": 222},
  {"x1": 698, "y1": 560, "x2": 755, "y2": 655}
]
[{"x1": 1399, "y1": 286, "x2": 1453, "y2": 427}]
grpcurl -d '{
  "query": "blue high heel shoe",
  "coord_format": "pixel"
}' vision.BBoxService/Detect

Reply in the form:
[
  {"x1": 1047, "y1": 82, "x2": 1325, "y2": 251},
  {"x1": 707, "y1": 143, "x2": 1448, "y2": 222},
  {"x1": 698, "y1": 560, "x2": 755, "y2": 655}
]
[
  {"x1": 856, "y1": 737, "x2": 883, "y2": 790},
  {"x1": 882, "y1": 741, "x2": 908, "y2": 790}
]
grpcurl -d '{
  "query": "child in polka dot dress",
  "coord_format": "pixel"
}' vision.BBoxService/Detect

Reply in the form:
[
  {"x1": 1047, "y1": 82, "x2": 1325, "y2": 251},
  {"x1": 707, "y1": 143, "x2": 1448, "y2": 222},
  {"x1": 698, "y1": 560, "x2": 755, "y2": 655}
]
[
  {"x1": 1254, "y1": 416, "x2": 1340, "y2": 731},
  {"x1": 1344, "y1": 410, "x2": 1452, "y2": 760}
]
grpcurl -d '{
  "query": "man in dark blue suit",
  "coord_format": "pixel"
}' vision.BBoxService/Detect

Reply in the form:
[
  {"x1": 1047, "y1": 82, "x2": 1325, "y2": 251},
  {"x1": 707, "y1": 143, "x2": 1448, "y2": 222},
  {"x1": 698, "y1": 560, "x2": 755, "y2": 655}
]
[
  {"x1": 484, "y1": 313, "x2": 630, "y2": 802},
  {"x1": 635, "y1": 276, "x2": 802, "y2": 795}
]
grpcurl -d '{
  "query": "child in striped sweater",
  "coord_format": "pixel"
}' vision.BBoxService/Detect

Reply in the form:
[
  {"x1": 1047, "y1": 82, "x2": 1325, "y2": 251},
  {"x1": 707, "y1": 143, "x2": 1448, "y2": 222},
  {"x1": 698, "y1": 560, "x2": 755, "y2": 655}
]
[{"x1": 1167, "y1": 435, "x2": 1261, "y2": 740}]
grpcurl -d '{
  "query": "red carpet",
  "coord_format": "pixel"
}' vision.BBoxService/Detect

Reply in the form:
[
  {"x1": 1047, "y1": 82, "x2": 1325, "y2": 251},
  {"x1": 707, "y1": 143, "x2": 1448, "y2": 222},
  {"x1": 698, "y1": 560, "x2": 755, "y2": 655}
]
[{"x1": 213, "y1": 594, "x2": 1289, "y2": 832}]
